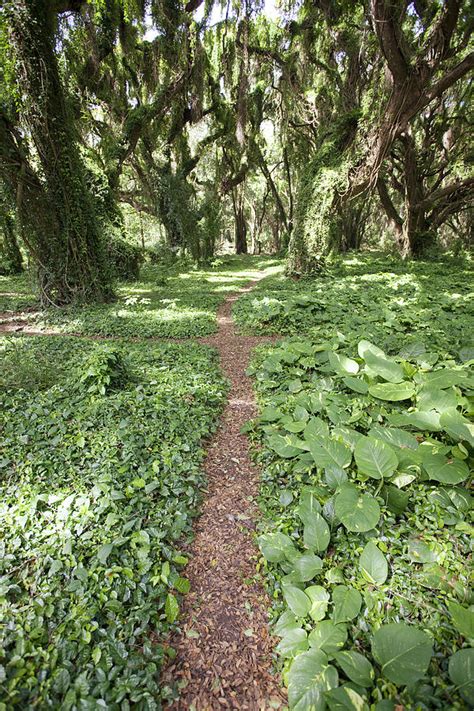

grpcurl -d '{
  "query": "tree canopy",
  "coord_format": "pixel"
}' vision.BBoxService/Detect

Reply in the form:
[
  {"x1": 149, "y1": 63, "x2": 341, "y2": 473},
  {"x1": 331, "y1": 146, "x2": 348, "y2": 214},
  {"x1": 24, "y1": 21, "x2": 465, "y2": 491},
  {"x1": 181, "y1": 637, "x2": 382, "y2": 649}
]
[{"x1": 0, "y1": 0, "x2": 472, "y2": 299}]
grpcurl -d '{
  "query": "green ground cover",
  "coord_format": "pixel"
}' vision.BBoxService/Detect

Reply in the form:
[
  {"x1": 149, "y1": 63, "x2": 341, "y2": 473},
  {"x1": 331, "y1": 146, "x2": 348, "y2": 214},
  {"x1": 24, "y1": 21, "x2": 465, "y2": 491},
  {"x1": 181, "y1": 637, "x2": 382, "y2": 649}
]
[
  {"x1": 0, "y1": 256, "x2": 279, "y2": 339},
  {"x1": 242, "y1": 255, "x2": 473, "y2": 709},
  {"x1": 234, "y1": 254, "x2": 474, "y2": 359},
  {"x1": 0, "y1": 336, "x2": 226, "y2": 709},
  {"x1": 0, "y1": 271, "x2": 38, "y2": 312}
]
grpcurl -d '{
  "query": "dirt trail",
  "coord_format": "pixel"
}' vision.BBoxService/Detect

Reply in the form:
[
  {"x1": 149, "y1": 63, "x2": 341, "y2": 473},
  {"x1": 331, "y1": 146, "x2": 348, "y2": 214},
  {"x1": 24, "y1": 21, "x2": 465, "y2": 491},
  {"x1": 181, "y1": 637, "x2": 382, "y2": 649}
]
[{"x1": 163, "y1": 277, "x2": 285, "y2": 710}]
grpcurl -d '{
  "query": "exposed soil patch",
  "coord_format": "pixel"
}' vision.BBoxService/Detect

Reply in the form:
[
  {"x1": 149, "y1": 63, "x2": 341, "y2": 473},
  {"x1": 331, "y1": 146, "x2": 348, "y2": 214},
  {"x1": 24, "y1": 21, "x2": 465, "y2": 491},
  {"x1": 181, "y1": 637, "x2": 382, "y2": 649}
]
[{"x1": 163, "y1": 279, "x2": 285, "y2": 710}]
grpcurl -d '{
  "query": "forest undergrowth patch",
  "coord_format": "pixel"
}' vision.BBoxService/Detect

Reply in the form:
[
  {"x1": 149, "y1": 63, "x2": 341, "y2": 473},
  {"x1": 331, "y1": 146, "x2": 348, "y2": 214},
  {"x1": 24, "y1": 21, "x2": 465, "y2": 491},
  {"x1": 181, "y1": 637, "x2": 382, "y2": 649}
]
[
  {"x1": 234, "y1": 254, "x2": 473, "y2": 358},
  {"x1": 247, "y1": 335, "x2": 473, "y2": 709},
  {"x1": 0, "y1": 256, "x2": 281, "y2": 339},
  {"x1": 0, "y1": 337, "x2": 227, "y2": 709}
]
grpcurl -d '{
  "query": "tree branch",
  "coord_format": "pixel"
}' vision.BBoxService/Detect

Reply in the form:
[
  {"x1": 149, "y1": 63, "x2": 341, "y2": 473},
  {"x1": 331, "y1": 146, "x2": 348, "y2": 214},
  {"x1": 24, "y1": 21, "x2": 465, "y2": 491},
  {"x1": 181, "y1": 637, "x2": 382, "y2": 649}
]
[{"x1": 370, "y1": 0, "x2": 410, "y2": 85}]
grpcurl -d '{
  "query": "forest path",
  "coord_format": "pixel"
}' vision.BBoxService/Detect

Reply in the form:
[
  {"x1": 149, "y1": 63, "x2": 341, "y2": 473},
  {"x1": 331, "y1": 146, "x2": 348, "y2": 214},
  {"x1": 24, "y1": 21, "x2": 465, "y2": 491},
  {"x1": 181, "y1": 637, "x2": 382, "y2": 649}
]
[
  {"x1": 163, "y1": 276, "x2": 286, "y2": 710},
  {"x1": 0, "y1": 273, "x2": 286, "y2": 708}
]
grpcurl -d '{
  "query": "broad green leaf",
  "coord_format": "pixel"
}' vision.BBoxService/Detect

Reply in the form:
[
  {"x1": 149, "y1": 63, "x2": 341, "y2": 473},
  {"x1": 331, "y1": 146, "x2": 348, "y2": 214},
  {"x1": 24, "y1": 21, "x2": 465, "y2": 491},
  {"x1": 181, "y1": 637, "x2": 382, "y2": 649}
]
[
  {"x1": 335, "y1": 483, "x2": 380, "y2": 532},
  {"x1": 274, "y1": 610, "x2": 300, "y2": 637},
  {"x1": 358, "y1": 340, "x2": 385, "y2": 359},
  {"x1": 304, "y1": 513, "x2": 331, "y2": 553},
  {"x1": 374, "y1": 702, "x2": 395, "y2": 711},
  {"x1": 362, "y1": 350, "x2": 405, "y2": 383},
  {"x1": 258, "y1": 532, "x2": 296, "y2": 563},
  {"x1": 448, "y1": 648, "x2": 474, "y2": 702},
  {"x1": 371, "y1": 623, "x2": 433, "y2": 686},
  {"x1": 407, "y1": 538, "x2": 437, "y2": 564},
  {"x1": 369, "y1": 425, "x2": 419, "y2": 451},
  {"x1": 382, "y1": 484, "x2": 410, "y2": 515},
  {"x1": 418, "y1": 563, "x2": 451, "y2": 591},
  {"x1": 268, "y1": 434, "x2": 302, "y2": 458},
  {"x1": 304, "y1": 417, "x2": 330, "y2": 441},
  {"x1": 422, "y1": 451, "x2": 469, "y2": 484},
  {"x1": 325, "y1": 686, "x2": 369, "y2": 711},
  {"x1": 276, "y1": 628, "x2": 309, "y2": 658},
  {"x1": 399, "y1": 341, "x2": 426, "y2": 359},
  {"x1": 97, "y1": 543, "x2": 113, "y2": 565},
  {"x1": 447, "y1": 487, "x2": 472, "y2": 512},
  {"x1": 359, "y1": 542, "x2": 388, "y2": 585},
  {"x1": 260, "y1": 405, "x2": 282, "y2": 422},
  {"x1": 288, "y1": 649, "x2": 339, "y2": 710},
  {"x1": 447, "y1": 601, "x2": 474, "y2": 639},
  {"x1": 309, "y1": 621, "x2": 348, "y2": 655},
  {"x1": 369, "y1": 381, "x2": 415, "y2": 401},
  {"x1": 165, "y1": 593, "x2": 179, "y2": 623},
  {"x1": 334, "y1": 651, "x2": 374, "y2": 687},
  {"x1": 283, "y1": 585, "x2": 312, "y2": 617},
  {"x1": 325, "y1": 465, "x2": 348, "y2": 489},
  {"x1": 417, "y1": 387, "x2": 458, "y2": 413},
  {"x1": 422, "y1": 369, "x2": 469, "y2": 389},
  {"x1": 440, "y1": 409, "x2": 474, "y2": 446},
  {"x1": 174, "y1": 577, "x2": 191, "y2": 594},
  {"x1": 329, "y1": 351, "x2": 360, "y2": 376},
  {"x1": 294, "y1": 405, "x2": 310, "y2": 422},
  {"x1": 309, "y1": 436, "x2": 352, "y2": 470},
  {"x1": 388, "y1": 410, "x2": 441, "y2": 431},
  {"x1": 305, "y1": 585, "x2": 330, "y2": 622},
  {"x1": 298, "y1": 488, "x2": 322, "y2": 525},
  {"x1": 332, "y1": 585, "x2": 362, "y2": 624},
  {"x1": 391, "y1": 473, "x2": 416, "y2": 487},
  {"x1": 293, "y1": 552, "x2": 324, "y2": 582},
  {"x1": 354, "y1": 436, "x2": 398, "y2": 479},
  {"x1": 280, "y1": 489, "x2": 294, "y2": 506},
  {"x1": 326, "y1": 567, "x2": 345, "y2": 584},
  {"x1": 342, "y1": 377, "x2": 368, "y2": 394},
  {"x1": 283, "y1": 418, "x2": 307, "y2": 433},
  {"x1": 333, "y1": 426, "x2": 364, "y2": 449}
]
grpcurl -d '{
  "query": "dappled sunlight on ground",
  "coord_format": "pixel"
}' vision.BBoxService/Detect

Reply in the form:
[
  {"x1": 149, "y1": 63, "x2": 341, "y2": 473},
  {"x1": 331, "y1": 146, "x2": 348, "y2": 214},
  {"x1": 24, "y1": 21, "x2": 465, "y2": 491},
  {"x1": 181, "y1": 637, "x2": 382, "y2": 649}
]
[
  {"x1": 0, "y1": 255, "x2": 281, "y2": 338},
  {"x1": 233, "y1": 253, "x2": 473, "y2": 358}
]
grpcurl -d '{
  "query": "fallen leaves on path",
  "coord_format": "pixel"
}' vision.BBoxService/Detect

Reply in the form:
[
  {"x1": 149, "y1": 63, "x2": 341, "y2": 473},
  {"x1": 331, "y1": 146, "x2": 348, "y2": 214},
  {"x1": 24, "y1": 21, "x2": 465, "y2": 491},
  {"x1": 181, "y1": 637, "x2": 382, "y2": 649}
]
[{"x1": 163, "y1": 279, "x2": 286, "y2": 710}]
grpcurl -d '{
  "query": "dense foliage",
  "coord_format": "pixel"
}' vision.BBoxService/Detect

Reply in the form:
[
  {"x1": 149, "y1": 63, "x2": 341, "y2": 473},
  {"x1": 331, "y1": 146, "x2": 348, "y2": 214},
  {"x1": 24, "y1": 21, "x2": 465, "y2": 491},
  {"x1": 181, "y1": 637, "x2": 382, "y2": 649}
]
[
  {"x1": 249, "y1": 339, "x2": 472, "y2": 709},
  {"x1": 0, "y1": 256, "x2": 277, "y2": 338},
  {"x1": 239, "y1": 254, "x2": 473, "y2": 709},
  {"x1": 0, "y1": 336, "x2": 226, "y2": 708},
  {"x1": 234, "y1": 254, "x2": 474, "y2": 357},
  {"x1": 0, "y1": 0, "x2": 472, "y2": 704},
  {"x1": 1, "y1": 1, "x2": 472, "y2": 289}
]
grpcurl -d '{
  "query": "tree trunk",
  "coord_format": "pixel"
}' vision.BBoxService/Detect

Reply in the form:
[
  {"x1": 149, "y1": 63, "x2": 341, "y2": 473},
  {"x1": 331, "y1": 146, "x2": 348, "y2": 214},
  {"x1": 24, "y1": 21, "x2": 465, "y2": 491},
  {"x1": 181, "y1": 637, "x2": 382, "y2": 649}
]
[
  {"x1": 4, "y1": 0, "x2": 111, "y2": 305},
  {"x1": 232, "y1": 189, "x2": 248, "y2": 254},
  {"x1": 400, "y1": 133, "x2": 436, "y2": 258},
  {"x1": 0, "y1": 208, "x2": 23, "y2": 274}
]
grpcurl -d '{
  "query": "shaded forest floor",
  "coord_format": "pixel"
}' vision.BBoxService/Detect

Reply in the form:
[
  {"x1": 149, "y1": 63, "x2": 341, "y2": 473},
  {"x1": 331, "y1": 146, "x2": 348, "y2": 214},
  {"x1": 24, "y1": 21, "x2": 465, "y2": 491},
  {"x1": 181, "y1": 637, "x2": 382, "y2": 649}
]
[{"x1": 1, "y1": 253, "x2": 472, "y2": 710}]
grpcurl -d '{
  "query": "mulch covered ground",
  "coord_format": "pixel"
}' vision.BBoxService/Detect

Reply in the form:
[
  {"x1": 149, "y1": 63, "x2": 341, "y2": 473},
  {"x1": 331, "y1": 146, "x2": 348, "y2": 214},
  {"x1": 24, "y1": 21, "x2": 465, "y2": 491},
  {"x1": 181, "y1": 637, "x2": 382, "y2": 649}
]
[{"x1": 163, "y1": 281, "x2": 286, "y2": 710}]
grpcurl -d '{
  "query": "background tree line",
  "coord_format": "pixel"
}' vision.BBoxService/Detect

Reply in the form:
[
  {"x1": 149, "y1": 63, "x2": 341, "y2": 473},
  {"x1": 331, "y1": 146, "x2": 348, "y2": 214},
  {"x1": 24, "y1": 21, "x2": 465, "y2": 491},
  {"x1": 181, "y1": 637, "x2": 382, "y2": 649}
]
[{"x1": 0, "y1": 0, "x2": 472, "y2": 303}]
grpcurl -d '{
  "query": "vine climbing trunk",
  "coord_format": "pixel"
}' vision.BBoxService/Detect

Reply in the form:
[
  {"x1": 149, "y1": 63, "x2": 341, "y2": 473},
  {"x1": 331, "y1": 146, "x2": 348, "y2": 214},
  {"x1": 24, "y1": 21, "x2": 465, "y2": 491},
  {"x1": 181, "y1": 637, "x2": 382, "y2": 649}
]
[
  {"x1": 4, "y1": 0, "x2": 111, "y2": 305},
  {"x1": 0, "y1": 197, "x2": 23, "y2": 274},
  {"x1": 232, "y1": 188, "x2": 248, "y2": 254}
]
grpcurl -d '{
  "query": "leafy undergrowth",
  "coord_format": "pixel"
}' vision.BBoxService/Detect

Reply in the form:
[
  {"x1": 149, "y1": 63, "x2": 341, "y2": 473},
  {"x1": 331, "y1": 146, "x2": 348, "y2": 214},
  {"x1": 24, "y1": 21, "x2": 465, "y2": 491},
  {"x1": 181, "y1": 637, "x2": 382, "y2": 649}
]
[
  {"x1": 247, "y1": 337, "x2": 473, "y2": 710},
  {"x1": 234, "y1": 254, "x2": 474, "y2": 358},
  {"x1": 0, "y1": 271, "x2": 38, "y2": 312},
  {"x1": 0, "y1": 337, "x2": 227, "y2": 709},
  {"x1": 0, "y1": 256, "x2": 279, "y2": 339}
]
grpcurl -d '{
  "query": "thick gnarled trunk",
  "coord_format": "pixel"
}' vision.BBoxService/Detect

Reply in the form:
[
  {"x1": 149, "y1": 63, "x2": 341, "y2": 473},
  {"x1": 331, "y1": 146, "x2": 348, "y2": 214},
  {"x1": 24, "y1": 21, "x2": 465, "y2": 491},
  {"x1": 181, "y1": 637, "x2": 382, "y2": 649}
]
[{"x1": 3, "y1": 0, "x2": 111, "y2": 305}]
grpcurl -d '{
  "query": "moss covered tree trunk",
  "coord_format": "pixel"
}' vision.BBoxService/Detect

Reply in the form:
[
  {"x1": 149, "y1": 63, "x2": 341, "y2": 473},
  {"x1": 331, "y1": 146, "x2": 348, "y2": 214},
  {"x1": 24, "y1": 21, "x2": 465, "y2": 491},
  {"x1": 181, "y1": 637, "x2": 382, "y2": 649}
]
[
  {"x1": 5, "y1": 0, "x2": 111, "y2": 305},
  {"x1": 0, "y1": 206, "x2": 23, "y2": 274},
  {"x1": 232, "y1": 188, "x2": 248, "y2": 254}
]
